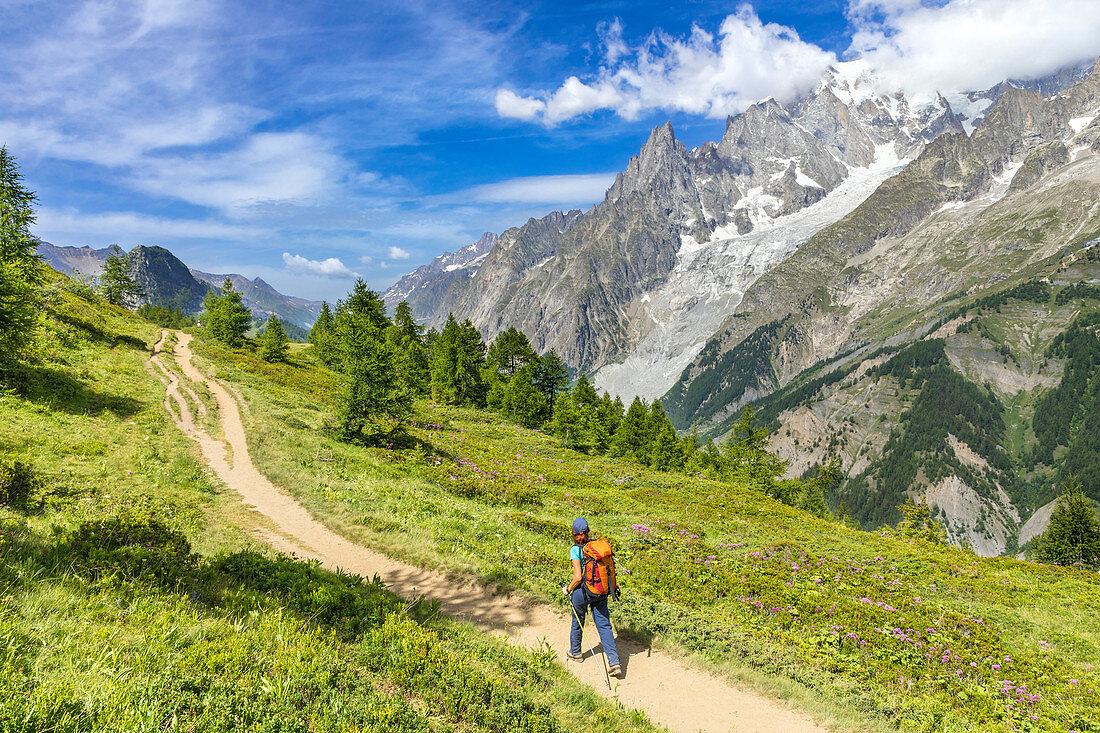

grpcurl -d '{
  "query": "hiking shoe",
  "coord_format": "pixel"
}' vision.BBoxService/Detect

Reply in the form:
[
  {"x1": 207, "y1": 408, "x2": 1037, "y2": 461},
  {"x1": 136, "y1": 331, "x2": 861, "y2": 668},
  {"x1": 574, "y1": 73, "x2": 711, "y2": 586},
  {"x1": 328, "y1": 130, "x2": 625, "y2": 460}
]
[
  {"x1": 608, "y1": 664, "x2": 623, "y2": 677},
  {"x1": 566, "y1": 652, "x2": 583, "y2": 662}
]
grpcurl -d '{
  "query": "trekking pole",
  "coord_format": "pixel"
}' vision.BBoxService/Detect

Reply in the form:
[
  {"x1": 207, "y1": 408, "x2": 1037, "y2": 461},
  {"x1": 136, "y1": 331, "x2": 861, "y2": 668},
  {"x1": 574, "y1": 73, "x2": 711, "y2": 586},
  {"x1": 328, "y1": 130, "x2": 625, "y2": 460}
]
[{"x1": 568, "y1": 593, "x2": 612, "y2": 690}]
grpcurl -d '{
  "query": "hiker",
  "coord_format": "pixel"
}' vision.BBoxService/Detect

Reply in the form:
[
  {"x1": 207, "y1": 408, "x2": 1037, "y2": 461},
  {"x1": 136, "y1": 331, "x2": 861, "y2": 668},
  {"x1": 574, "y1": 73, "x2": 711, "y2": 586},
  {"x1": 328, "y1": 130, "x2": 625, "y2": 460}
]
[{"x1": 562, "y1": 517, "x2": 622, "y2": 677}]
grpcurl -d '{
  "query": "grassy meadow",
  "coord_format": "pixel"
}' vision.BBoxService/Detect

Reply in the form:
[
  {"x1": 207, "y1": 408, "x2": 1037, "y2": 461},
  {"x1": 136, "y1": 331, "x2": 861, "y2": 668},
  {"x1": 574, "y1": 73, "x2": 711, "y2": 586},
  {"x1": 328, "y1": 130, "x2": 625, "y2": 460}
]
[
  {"x1": 0, "y1": 285, "x2": 657, "y2": 733},
  {"x1": 190, "y1": 335, "x2": 1100, "y2": 733}
]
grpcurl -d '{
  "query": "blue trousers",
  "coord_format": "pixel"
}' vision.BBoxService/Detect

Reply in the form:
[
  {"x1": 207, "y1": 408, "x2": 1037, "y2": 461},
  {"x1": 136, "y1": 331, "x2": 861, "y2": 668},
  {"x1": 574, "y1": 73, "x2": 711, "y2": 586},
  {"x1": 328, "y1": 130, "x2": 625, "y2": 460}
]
[{"x1": 569, "y1": 588, "x2": 620, "y2": 666}]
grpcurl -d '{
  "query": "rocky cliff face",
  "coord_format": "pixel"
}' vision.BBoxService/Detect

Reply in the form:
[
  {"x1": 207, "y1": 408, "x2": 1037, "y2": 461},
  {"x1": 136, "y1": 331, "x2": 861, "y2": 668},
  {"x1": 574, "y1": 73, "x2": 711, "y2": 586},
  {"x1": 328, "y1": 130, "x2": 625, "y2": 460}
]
[{"x1": 397, "y1": 61, "x2": 974, "y2": 381}]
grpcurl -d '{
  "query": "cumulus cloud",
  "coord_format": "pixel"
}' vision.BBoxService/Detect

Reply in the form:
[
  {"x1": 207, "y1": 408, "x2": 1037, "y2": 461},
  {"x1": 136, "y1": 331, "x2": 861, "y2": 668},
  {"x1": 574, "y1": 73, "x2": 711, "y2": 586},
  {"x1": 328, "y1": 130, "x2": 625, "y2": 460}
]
[
  {"x1": 282, "y1": 252, "x2": 360, "y2": 279},
  {"x1": 466, "y1": 172, "x2": 617, "y2": 205},
  {"x1": 847, "y1": 0, "x2": 1100, "y2": 98},
  {"x1": 387, "y1": 246, "x2": 411, "y2": 260},
  {"x1": 495, "y1": 5, "x2": 835, "y2": 125}
]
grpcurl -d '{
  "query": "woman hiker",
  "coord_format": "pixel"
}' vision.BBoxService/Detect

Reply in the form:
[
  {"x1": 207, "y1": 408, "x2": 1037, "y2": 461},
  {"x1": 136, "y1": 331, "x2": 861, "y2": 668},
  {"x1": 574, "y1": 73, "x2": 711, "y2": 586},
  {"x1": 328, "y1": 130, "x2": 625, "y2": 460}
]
[{"x1": 562, "y1": 517, "x2": 622, "y2": 677}]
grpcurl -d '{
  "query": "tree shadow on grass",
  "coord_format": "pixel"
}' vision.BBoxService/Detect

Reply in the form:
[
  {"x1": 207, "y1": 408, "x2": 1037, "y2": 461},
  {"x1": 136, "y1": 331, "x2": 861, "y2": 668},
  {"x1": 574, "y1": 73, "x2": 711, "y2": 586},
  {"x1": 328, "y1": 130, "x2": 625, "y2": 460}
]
[
  {"x1": 2, "y1": 363, "x2": 144, "y2": 417},
  {"x1": 53, "y1": 312, "x2": 148, "y2": 351}
]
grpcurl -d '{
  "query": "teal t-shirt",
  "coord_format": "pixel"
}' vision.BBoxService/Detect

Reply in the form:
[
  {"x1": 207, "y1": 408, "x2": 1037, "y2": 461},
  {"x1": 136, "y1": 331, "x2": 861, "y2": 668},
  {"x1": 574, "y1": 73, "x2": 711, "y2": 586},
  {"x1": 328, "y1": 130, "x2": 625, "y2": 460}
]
[{"x1": 570, "y1": 544, "x2": 582, "y2": 562}]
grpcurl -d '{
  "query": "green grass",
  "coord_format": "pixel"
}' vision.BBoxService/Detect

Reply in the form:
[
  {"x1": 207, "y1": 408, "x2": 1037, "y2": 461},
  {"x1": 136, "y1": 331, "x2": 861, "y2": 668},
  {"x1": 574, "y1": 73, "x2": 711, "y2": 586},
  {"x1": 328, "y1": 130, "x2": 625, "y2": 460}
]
[
  {"x1": 191, "y1": 334, "x2": 1100, "y2": 733},
  {"x1": 0, "y1": 285, "x2": 659, "y2": 733}
]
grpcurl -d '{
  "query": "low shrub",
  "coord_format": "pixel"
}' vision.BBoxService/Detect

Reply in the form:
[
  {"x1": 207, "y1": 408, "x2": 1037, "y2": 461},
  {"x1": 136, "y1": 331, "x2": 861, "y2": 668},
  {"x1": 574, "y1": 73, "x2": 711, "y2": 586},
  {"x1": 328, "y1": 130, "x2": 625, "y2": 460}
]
[
  {"x1": 211, "y1": 550, "x2": 401, "y2": 639},
  {"x1": 65, "y1": 515, "x2": 198, "y2": 587},
  {"x1": 0, "y1": 458, "x2": 42, "y2": 512}
]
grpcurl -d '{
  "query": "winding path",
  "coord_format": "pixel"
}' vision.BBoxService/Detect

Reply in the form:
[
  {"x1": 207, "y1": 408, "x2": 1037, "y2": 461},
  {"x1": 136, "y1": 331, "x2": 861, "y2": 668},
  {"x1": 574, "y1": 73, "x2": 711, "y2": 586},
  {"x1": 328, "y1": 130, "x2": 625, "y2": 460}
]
[{"x1": 153, "y1": 331, "x2": 831, "y2": 733}]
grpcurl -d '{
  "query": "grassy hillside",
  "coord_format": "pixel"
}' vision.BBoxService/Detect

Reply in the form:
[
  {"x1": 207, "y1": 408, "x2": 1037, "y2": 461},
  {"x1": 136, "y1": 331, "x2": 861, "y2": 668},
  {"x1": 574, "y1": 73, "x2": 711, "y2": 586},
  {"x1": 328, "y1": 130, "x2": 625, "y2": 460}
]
[
  {"x1": 190, "y1": 331, "x2": 1100, "y2": 733},
  {"x1": 0, "y1": 278, "x2": 655, "y2": 733}
]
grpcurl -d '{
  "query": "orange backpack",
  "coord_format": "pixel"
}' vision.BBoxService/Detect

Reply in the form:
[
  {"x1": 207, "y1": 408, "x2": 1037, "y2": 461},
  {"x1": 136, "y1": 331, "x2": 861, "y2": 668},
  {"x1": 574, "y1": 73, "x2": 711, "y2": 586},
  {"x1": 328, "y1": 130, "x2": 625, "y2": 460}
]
[{"x1": 582, "y1": 538, "x2": 617, "y2": 597}]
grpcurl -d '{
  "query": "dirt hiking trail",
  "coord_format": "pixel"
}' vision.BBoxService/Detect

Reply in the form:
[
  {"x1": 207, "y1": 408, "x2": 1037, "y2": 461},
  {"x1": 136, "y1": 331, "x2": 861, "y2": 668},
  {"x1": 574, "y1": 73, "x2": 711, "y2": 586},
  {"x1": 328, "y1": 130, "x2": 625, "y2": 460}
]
[{"x1": 154, "y1": 331, "x2": 831, "y2": 733}]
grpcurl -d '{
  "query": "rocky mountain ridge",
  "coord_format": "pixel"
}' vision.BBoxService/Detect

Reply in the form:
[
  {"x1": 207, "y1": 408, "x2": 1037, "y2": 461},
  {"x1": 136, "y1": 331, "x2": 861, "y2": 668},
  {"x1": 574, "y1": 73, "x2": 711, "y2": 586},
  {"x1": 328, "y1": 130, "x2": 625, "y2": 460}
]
[
  {"x1": 393, "y1": 60, "x2": 983, "y2": 382},
  {"x1": 37, "y1": 241, "x2": 322, "y2": 328}
]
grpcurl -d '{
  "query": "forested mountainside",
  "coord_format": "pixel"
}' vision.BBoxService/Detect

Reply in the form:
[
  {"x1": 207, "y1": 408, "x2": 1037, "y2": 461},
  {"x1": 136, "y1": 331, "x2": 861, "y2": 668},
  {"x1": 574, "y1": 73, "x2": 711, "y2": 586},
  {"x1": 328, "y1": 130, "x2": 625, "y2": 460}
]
[{"x1": 660, "y1": 58, "x2": 1100, "y2": 553}]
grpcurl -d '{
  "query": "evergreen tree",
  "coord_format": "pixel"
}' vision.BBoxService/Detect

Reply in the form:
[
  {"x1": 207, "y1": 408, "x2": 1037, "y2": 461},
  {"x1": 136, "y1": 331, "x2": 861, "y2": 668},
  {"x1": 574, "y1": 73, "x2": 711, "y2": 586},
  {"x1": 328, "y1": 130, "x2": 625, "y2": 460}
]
[
  {"x1": 488, "y1": 326, "x2": 537, "y2": 378},
  {"x1": 533, "y1": 349, "x2": 569, "y2": 410},
  {"x1": 889, "y1": 497, "x2": 948, "y2": 545},
  {"x1": 572, "y1": 375, "x2": 599, "y2": 411},
  {"x1": 797, "y1": 457, "x2": 841, "y2": 519},
  {"x1": 393, "y1": 301, "x2": 423, "y2": 345},
  {"x1": 336, "y1": 336, "x2": 411, "y2": 442},
  {"x1": 430, "y1": 314, "x2": 487, "y2": 406},
  {"x1": 202, "y1": 278, "x2": 251, "y2": 347},
  {"x1": 259, "y1": 314, "x2": 290, "y2": 362},
  {"x1": 308, "y1": 301, "x2": 338, "y2": 366},
  {"x1": 99, "y1": 245, "x2": 143, "y2": 307},
  {"x1": 0, "y1": 147, "x2": 41, "y2": 363},
  {"x1": 0, "y1": 147, "x2": 41, "y2": 277},
  {"x1": 723, "y1": 405, "x2": 787, "y2": 493},
  {"x1": 502, "y1": 365, "x2": 550, "y2": 428},
  {"x1": 309, "y1": 301, "x2": 335, "y2": 343},
  {"x1": 1035, "y1": 478, "x2": 1100, "y2": 567},
  {"x1": 610, "y1": 397, "x2": 651, "y2": 462},
  {"x1": 597, "y1": 392, "x2": 624, "y2": 437},
  {"x1": 344, "y1": 279, "x2": 390, "y2": 331}
]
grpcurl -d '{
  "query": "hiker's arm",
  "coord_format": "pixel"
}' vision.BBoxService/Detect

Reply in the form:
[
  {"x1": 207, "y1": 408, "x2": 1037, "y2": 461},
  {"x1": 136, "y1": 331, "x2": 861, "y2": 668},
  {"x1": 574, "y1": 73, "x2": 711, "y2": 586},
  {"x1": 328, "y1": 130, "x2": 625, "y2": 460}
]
[{"x1": 567, "y1": 558, "x2": 583, "y2": 592}]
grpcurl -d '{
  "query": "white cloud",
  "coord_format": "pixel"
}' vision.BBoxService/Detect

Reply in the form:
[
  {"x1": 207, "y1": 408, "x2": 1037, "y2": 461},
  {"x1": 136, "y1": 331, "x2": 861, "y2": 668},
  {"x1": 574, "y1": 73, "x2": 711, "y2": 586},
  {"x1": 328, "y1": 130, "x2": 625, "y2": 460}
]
[
  {"x1": 465, "y1": 172, "x2": 617, "y2": 205},
  {"x1": 847, "y1": 0, "x2": 1100, "y2": 98},
  {"x1": 387, "y1": 245, "x2": 411, "y2": 260},
  {"x1": 495, "y1": 5, "x2": 836, "y2": 125},
  {"x1": 495, "y1": 89, "x2": 547, "y2": 121},
  {"x1": 282, "y1": 252, "x2": 360, "y2": 279}
]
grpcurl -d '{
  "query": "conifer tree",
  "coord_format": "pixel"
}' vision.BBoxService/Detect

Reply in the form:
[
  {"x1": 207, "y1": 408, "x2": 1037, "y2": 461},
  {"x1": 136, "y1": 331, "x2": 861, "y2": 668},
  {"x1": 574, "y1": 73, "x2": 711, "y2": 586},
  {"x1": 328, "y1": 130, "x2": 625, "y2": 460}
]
[
  {"x1": 0, "y1": 147, "x2": 41, "y2": 277},
  {"x1": 723, "y1": 405, "x2": 787, "y2": 492},
  {"x1": 0, "y1": 147, "x2": 41, "y2": 363},
  {"x1": 259, "y1": 314, "x2": 290, "y2": 362},
  {"x1": 1035, "y1": 477, "x2": 1100, "y2": 567},
  {"x1": 309, "y1": 301, "x2": 338, "y2": 366},
  {"x1": 430, "y1": 314, "x2": 487, "y2": 406},
  {"x1": 344, "y1": 279, "x2": 390, "y2": 330},
  {"x1": 598, "y1": 393, "x2": 625, "y2": 437},
  {"x1": 99, "y1": 245, "x2": 143, "y2": 307},
  {"x1": 610, "y1": 397, "x2": 651, "y2": 462},
  {"x1": 502, "y1": 364, "x2": 549, "y2": 428},
  {"x1": 393, "y1": 301, "x2": 423, "y2": 344},
  {"x1": 487, "y1": 326, "x2": 537, "y2": 378},
  {"x1": 572, "y1": 375, "x2": 599, "y2": 411},
  {"x1": 336, "y1": 335, "x2": 411, "y2": 442},
  {"x1": 533, "y1": 349, "x2": 569, "y2": 410},
  {"x1": 202, "y1": 278, "x2": 251, "y2": 347}
]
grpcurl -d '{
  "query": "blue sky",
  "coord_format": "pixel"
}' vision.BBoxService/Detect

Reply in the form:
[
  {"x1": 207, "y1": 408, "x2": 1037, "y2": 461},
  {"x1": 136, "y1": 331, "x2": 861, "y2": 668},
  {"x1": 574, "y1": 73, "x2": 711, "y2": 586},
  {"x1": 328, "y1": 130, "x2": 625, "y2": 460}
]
[{"x1": 5, "y1": 0, "x2": 1100, "y2": 301}]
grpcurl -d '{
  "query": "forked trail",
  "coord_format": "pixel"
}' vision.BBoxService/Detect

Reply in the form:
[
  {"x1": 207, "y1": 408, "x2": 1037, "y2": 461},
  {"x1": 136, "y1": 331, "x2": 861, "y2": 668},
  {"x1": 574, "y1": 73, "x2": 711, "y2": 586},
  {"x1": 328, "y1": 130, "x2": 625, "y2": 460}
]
[{"x1": 154, "y1": 331, "x2": 830, "y2": 733}]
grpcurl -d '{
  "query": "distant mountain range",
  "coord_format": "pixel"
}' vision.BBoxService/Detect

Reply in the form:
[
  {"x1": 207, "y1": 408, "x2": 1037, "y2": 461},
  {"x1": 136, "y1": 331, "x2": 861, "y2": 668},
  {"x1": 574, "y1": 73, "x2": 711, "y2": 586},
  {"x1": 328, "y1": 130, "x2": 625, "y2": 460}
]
[
  {"x1": 37, "y1": 241, "x2": 323, "y2": 330},
  {"x1": 384, "y1": 56, "x2": 1100, "y2": 555}
]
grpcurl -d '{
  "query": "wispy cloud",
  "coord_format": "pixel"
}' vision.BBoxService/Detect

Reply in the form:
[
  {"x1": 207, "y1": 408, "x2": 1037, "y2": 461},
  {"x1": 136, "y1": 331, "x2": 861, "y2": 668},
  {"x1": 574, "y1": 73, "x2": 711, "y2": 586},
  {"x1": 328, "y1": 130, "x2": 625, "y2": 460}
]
[
  {"x1": 465, "y1": 172, "x2": 616, "y2": 205},
  {"x1": 282, "y1": 252, "x2": 360, "y2": 279},
  {"x1": 35, "y1": 206, "x2": 262, "y2": 242},
  {"x1": 496, "y1": 5, "x2": 836, "y2": 125}
]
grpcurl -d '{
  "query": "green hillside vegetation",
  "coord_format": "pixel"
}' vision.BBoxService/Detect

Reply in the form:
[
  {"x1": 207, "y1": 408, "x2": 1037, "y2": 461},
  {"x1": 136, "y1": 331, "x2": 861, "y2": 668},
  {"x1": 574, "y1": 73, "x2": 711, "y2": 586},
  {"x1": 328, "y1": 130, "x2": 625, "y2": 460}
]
[
  {"x1": 187, "y1": 298, "x2": 1100, "y2": 732},
  {"x1": 0, "y1": 273, "x2": 656, "y2": 731}
]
